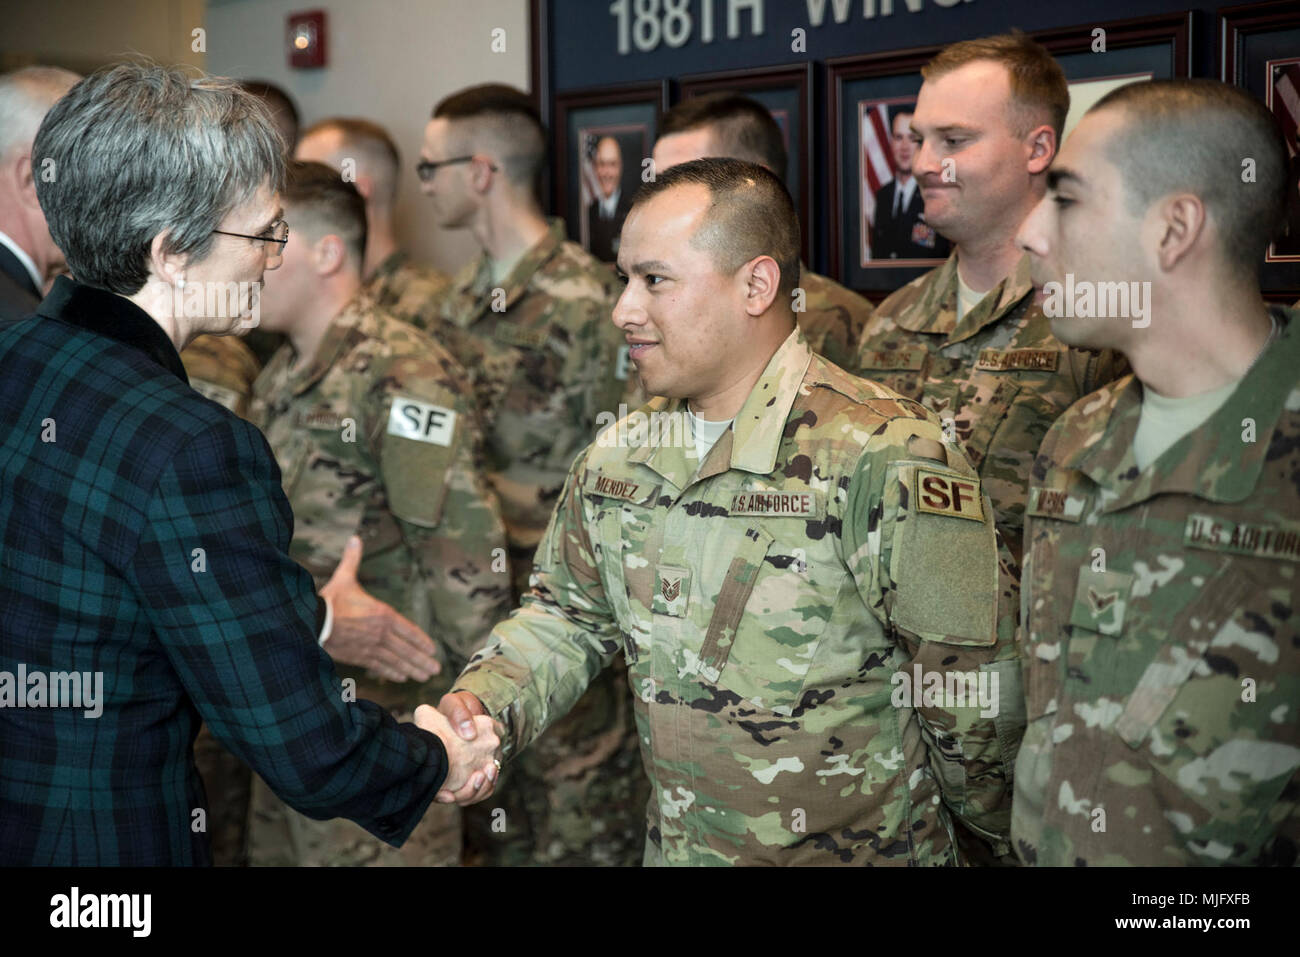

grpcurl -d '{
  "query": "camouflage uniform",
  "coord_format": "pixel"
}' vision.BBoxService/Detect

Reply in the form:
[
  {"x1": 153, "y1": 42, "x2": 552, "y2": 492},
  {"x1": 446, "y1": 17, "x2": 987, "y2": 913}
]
[
  {"x1": 428, "y1": 217, "x2": 645, "y2": 866},
  {"x1": 180, "y1": 332, "x2": 261, "y2": 418},
  {"x1": 178, "y1": 331, "x2": 262, "y2": 864},
  {"x1": 244, "y1": 293, "x2": 512, "y2": 866},
  {"x1": 454, "y1": 327, "x2": 1024, "y2": 865},
  {"x1": 853, "y1": 252, "x2": 1126, "y2": 567},
  {"x1": 797, "y1": 268, "x2": 873, "y2": 371},
  {"x1": 430, "y1": 218, "x2": 625, "y2": 576},
  {"x1": 365, "y1": 250, "x2": 452, "y2": 328},
  {"x1": 1014, "y1": 306, "x2": 1300, "y2": 867}
]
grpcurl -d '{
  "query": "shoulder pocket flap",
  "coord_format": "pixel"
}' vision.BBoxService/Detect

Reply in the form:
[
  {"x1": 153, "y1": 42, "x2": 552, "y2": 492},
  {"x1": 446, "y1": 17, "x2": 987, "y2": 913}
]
[
  {"x1": 381, "y1": 397, "x2": 461, "y2": 528},
  {"x1": 889, "y1": 464, "x2": 998, "y2": 646}
]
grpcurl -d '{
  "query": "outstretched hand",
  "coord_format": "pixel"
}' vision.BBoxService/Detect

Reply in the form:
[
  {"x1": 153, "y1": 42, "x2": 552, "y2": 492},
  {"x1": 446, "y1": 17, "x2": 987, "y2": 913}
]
[{"x1": 319, "y1": 536, "x2": 442, "y2": 682}]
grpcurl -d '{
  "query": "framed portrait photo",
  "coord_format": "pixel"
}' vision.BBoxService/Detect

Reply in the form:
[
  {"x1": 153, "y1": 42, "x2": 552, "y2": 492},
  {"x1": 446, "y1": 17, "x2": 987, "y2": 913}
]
[
  {"x1": 1220, "y1": 0, "x2": 1300, "y2": 299},
  {"x1": 553, "y1": 81, "x2": 669, "y2": 264},
  {"x1": 677, "y1": 63, "x2": 814, "y2": 263},
  {"x1": 827, "y1": 45, "x2": 952, "y2": 296}
]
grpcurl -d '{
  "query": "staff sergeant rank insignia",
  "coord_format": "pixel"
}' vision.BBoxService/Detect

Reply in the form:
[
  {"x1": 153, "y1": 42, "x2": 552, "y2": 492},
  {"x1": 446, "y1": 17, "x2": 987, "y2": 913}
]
[{"x1": 915, "y1": 468, "x2": 984, "y2": 521}]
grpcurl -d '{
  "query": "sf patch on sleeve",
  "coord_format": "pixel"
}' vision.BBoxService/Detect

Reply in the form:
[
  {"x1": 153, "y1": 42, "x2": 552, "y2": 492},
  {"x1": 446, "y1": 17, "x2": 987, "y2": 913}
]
[
  {"x1": 915, "y1": 467, "x2": 984, "y2": 522},
  {"x1": 387, "y1": 396, "x2": 457, "y2": 446},
  {"x1": 382, "y1": 395, "x2": 460, "y2": 528}
]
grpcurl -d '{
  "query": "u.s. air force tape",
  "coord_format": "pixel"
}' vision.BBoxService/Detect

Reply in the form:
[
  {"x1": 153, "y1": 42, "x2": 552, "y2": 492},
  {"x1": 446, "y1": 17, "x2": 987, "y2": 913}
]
[{"x1": 387, "y1": 396, "x2": 457, "y2": 446}]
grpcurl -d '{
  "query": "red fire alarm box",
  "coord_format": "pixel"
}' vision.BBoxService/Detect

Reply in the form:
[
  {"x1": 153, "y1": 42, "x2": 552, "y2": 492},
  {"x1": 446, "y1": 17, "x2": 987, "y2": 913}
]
[{"x1": 287, "y1": 10, "x2": 327, "y2": 69}]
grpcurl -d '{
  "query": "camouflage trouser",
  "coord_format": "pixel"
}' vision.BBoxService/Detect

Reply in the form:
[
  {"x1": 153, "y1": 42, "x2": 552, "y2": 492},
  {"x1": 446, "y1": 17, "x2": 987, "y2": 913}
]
[
  {"x1": 463, "y1": 655, "x2": 649, "y2": 866},
  {"x1": 246, "y1": 701, "x2": 462, "y2": 867},
  {"x1": 953, "y1": 818, "x2": 1019, "y2": 867},
  {"x1": 193, "y1": 724, "x2": 252, "y2": 866}
]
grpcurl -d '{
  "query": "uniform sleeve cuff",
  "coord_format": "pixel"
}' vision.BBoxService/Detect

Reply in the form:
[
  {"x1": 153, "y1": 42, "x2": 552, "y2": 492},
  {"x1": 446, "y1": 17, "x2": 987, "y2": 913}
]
[{"x1": 452, "y1": 674, "x2": 524, "y2": 760}]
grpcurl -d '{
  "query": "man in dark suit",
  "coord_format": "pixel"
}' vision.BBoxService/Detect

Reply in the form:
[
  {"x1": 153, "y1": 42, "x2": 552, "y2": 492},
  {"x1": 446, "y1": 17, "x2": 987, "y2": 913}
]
[
  {"x1": 0, "y1": 236, "x2": 38, "y2": 317},
  {"x1": 585, "y1": 136, "x2": 632, "y2": 262},
  {"x1": 0, "y1": 63, "x2": 502, "y2": 866},
  {"x1": 871, "y1": 108, "x2": 951, "y2": 261},
  {"x1": 0, "y1": 66, "x2": 79, "y2": 320}
]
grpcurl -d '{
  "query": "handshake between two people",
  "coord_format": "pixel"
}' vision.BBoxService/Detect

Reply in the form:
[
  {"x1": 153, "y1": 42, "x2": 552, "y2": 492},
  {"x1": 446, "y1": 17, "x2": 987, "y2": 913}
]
[
  {"x1": 317, "y1": 536, "x2": 504, "y2": 807},
  {"x1": 415, "y1": 694, "x2": 502, "y2": 807}
]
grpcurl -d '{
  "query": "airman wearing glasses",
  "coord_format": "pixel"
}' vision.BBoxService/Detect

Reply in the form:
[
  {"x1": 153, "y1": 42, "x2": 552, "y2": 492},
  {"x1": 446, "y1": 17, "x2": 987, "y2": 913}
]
[
  {"x1": 297, "y1": 117, "x2": 452, "y2": 328},
  {"x1": 416, "y1": 83, "x2": 647, "y2": 868}
]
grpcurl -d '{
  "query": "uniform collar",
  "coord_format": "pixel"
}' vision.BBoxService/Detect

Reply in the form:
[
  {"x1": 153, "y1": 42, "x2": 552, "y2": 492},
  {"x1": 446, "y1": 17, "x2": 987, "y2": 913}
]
[
  {"x1": 35, "y1": 275, "x2": 188, "y2": 384},
  {"x1": 892, "y1": 250, "x2": 1034, "y2": 344},
  {"x1": 1069, "y1": 305, "x2": 1298, "y2": 511},
  {"x1": 367, "y1": 249, "x2": 408, "y2": 284},
  {"x1": 447, "y1": 217, "x2": 567, "y2": 327},
  {"x1": 629, "y1": 326, "x2": 811, "y2": 492},
  {"x1": 270, "y1": 293, "x2": 370, "y2": 398}
]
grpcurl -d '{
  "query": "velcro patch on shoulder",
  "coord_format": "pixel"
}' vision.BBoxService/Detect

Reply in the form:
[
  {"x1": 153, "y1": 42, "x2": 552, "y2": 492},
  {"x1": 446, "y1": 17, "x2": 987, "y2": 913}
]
[
  {"x1": 729, "y1": 489, "x2": 822, "y2": 518},
  {"x1": 582, "y1": 469, "x2": 659, "y2": 505},
  {"x1": 914, "y1": 468, "x2": 984, "y2": 522},
  {"x1": 858, "y1": 347, "x2": 927, "y2": 371},
  {"x1": 493, "y1": 324, "x2": 550, "y2": 349},
  {"x1": 974, "y1": 348, "x2": 1060, "y2": 372},
  {"x1": 387, "y1": 396, "x2": 457, "y2": 446}
]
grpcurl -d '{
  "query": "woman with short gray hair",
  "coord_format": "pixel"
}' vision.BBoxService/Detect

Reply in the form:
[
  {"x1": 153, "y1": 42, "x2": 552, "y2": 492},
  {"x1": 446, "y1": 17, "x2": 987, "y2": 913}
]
[
  {"x1": 0, "y1": 62, "x2": 498, "y2": 866},
  {"x1": 34, "y1": 63, "x2": 288, "y2": 341}
]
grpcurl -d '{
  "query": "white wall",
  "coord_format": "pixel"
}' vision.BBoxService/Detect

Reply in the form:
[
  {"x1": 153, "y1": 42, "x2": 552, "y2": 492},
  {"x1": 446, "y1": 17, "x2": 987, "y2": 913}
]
[{"x1": 204, "y1": 0, "x2": 531, "y2": 274}]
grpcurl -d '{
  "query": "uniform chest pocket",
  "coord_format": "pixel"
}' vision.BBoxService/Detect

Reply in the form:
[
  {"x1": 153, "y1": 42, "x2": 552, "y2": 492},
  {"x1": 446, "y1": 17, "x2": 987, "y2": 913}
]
[
  {"x1": 582, "y1": 472, "x2": 660, "y2": 650},
  {"x1": 1066, "y1": 561, "x2": 1300, "y2": 859},
  {"x1": 492, "y1": 323, "x2": 560, "y2": 393},
  {"x1": 589, "y1": 505, "x2": 643, "y2": 642},
  {"x1": 924, "y1": 370, "x2": 1023, "y2": 471},
  {"x1": 281, "y1": 408, "x2": 362, "y2": 497},
  {"x1": 481, "y1": 324, "x2": 567, "y2": 461},
  {"x1": 697, "y1": 524, "x2": 847, "y2": 716},
  {"x1": 1112, "y1": 568, "x2": 1299, "y2": 836}
]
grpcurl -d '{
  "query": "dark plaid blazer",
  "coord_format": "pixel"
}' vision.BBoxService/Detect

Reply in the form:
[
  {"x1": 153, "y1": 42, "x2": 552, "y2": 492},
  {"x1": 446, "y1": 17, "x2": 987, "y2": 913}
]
[{"x1": 0, "y1": 278, "x2": 448, "y2": 865}]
